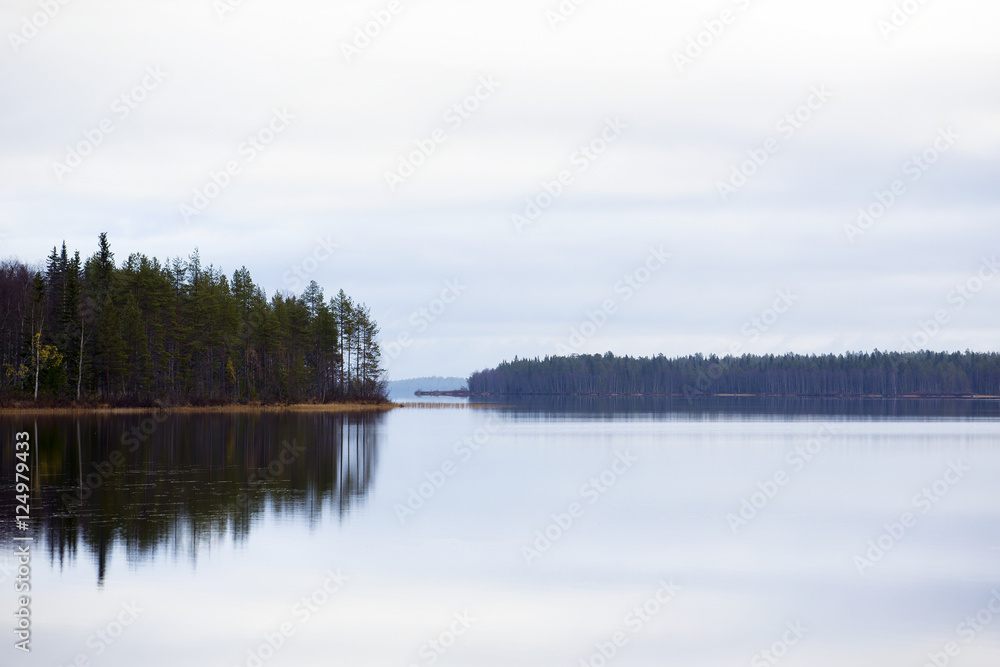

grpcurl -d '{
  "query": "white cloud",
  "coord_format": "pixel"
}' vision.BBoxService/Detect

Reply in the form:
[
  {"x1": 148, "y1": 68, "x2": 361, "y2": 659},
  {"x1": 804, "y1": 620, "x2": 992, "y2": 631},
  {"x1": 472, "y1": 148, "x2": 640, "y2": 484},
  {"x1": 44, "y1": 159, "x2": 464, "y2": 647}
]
[{"x1": 2, "y1": 0, "x2": 998, "y2": 378}]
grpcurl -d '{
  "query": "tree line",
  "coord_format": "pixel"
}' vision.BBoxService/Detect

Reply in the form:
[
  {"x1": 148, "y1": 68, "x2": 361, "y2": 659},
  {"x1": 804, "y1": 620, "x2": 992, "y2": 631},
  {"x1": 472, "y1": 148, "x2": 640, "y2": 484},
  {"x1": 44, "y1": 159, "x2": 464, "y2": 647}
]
[
  {"x1": 0, "y1": 234, "x2": 387, "y2": 405},
  {"x1": 467, "y1": 351, "x2": 1000, "y2": 398}
]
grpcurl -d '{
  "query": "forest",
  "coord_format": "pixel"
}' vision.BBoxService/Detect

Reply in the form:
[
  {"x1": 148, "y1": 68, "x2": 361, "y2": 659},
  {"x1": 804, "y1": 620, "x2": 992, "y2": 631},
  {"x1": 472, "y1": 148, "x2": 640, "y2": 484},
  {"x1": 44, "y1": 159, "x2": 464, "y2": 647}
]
[
  {"x1": 467, "y1": 351, "x2": 1000, "y2": 398},
  {"x1": 0, "y1": 234, "x2": 387, "y2": 405}
]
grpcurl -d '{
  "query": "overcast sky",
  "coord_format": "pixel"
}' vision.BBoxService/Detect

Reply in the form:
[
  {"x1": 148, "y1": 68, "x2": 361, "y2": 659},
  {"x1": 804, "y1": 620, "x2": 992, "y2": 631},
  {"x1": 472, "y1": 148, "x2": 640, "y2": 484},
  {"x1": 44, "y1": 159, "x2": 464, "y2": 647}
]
[{"x1": 1, "y1": 0, "x2": 998, "y2": 380}]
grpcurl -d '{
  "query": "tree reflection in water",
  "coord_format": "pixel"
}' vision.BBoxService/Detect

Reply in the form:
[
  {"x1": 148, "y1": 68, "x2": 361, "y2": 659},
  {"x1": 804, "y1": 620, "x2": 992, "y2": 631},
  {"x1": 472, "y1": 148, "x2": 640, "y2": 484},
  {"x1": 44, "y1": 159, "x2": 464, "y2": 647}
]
[{"x1": 0, "y1": 411, "x2": 383, "y2": 586}]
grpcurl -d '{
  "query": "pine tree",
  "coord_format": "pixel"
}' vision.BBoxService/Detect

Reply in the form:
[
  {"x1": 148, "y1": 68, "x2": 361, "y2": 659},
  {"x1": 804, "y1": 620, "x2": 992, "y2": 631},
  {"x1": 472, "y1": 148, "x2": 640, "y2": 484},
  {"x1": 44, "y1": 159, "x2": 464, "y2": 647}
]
[
  {"x1": 333, "y1": 290, "x2": 354, "y2": 393},
  {"x1": 62, "y1": 249, "x2": 83, "y2": 399}
]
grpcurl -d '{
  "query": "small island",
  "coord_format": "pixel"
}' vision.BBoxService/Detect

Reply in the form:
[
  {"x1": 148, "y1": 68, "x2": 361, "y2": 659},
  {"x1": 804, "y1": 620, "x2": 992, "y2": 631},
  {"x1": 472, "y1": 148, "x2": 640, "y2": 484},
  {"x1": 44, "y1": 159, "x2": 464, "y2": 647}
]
[{"x1": 414, "y1": 389, "x2": 473, "y2": 397}]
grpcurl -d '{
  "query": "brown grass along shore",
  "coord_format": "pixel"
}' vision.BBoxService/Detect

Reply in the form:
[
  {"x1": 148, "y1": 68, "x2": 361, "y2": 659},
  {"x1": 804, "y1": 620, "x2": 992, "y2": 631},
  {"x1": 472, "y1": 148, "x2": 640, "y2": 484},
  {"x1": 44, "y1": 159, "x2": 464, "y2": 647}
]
[{"x1": 0, "y1": 402, "x2": 401, "y2": 416}]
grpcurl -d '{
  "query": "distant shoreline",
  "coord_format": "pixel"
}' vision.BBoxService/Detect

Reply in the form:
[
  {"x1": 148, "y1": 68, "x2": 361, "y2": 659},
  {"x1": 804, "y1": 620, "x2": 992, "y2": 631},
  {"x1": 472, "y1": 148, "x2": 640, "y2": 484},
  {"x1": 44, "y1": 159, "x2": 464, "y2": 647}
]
[
  {"x1": 0, "y1": 402, "x2": 400, "y2": 415},
  {"x1": 414, "y1": 390, "x2": 1000, "y2": 399}
]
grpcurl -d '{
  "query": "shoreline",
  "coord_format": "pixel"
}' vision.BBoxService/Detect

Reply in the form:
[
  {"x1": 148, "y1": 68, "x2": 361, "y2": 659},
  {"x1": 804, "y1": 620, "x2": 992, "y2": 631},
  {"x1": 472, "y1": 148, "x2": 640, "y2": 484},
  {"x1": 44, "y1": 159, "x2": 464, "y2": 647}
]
[
  {"x1": 412, "y1": 391, "x2": 1000, "y2": 399},
  {"x1": 5, "y1": 394, "x2": 999, "y2": 415},
  {"x1": 0, "y1": 402, "x2": 401, "y2": 416}
]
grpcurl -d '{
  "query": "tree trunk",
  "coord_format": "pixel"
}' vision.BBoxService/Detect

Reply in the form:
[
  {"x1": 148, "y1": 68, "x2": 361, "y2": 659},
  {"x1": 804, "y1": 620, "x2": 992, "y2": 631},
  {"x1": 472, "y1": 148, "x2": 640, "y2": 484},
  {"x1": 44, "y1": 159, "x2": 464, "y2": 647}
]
[
  {"x1": 77, "y1": 320, "x2": 84, "y2": 400},
  {"x1": 33, "y1": 328, "x2": 41, "y2": 400}
]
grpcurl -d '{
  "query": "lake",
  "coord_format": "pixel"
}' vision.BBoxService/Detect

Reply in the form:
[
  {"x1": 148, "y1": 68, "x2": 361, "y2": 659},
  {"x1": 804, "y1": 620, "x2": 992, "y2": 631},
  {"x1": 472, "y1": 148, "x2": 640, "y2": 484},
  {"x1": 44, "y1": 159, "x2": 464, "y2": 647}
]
[{"x1": 2, "y1": 399, "x2": 999, "y2": 666}]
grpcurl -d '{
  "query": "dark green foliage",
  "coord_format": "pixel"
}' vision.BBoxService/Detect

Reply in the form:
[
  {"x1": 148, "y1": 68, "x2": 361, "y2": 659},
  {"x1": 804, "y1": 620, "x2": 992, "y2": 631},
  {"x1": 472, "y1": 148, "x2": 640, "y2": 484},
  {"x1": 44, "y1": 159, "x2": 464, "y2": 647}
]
[
  {"x1": 0, "y1": 235, "x2": 387, "y2": 404},
  {"x1": 468, "y1": 351, "x2": 1000, "y2": 398}
]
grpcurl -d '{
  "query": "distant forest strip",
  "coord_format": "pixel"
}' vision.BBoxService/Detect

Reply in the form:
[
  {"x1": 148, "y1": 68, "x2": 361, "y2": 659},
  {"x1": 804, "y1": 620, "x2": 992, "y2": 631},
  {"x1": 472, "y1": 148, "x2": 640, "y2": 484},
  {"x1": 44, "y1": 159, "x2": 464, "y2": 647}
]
[
  {"x1": 467, "y1": 352, "x2": 1000, "y2": 398},
  {"x1": 0, "y1": 234, "x2": 387, "y2": 406}
]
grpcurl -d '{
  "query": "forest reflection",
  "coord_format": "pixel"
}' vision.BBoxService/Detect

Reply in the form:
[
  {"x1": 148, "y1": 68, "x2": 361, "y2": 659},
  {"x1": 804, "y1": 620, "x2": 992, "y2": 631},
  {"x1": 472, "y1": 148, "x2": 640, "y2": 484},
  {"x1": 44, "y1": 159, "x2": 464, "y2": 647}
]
[
  {"x1": 475, "y1": 395, "x2": 1000, "y2": 419},
  {"x1": 1, "y1": 411, "x2": 383, "y2": 586}
]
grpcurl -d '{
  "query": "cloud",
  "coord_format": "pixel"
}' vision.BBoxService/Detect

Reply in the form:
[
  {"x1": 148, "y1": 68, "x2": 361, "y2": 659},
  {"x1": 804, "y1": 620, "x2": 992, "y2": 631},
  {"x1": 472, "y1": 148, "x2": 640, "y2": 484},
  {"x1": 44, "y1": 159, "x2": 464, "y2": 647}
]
[{"x1": 2, "y1": 0, "x2": 998, "y2": 378}]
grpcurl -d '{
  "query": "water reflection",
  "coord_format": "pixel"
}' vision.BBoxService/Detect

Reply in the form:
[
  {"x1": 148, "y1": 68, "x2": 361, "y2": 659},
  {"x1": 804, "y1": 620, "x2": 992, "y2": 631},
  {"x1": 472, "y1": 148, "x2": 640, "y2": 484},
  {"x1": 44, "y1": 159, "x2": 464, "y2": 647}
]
[
  {"x1": 473, "y1": 395, "x2": 1000, "y2": 419},
  {"x1": 0, "y1": 411, "x2": 383, "y2": 585}
]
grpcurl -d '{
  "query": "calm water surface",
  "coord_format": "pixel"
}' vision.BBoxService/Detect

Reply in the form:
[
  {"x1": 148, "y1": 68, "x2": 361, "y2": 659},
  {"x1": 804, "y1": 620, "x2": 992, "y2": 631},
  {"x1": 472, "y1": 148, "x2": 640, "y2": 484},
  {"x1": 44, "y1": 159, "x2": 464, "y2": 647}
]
[{"x1": 1, "y1": 400, "x2": 999, "y2": 666}]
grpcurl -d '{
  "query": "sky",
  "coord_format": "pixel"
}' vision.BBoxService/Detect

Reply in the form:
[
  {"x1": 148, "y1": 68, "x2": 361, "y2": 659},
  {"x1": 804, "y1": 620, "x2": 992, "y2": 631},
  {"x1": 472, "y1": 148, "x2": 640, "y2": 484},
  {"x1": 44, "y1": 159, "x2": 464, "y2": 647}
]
[{"x1": 1, "y1": 0, "x2": 998, "y2": 380}]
